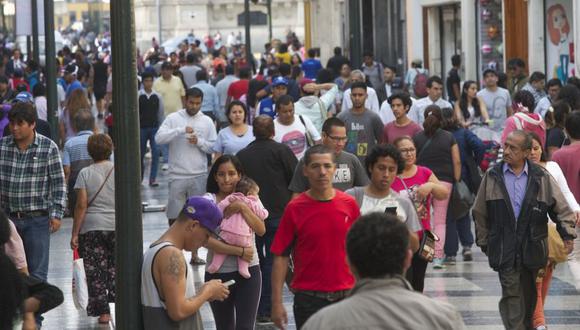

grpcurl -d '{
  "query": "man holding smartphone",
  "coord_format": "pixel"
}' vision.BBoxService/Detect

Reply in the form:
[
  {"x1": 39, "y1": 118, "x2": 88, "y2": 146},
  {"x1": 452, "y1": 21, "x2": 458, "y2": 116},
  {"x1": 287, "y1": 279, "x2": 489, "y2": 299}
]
[{"x1": 141, "y1": 196, "x2": 229, "y2": 329}]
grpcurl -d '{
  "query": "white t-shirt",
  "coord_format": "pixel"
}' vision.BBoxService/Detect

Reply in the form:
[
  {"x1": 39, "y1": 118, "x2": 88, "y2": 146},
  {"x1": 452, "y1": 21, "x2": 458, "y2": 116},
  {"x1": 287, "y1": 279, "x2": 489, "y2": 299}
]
[
  {"x1": 274, "y1": 114, "x2": 321, "y2": 160},
  {"x1": 357, "y1": 190, "x2": 421, "y2": 232},
  {"x1": 408, "y1": 97, "x2": 453, "y2": 126}
]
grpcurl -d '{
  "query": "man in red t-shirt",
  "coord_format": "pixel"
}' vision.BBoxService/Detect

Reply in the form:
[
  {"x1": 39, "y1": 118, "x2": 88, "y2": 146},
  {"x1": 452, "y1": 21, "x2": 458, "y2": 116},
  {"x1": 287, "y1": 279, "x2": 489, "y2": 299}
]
[
  {"x1": 270, "y1": 145, "x2": 361, "y2": 329},
  {"x1": 226, "y1": 67, "x2": 251, "y2": 106}
]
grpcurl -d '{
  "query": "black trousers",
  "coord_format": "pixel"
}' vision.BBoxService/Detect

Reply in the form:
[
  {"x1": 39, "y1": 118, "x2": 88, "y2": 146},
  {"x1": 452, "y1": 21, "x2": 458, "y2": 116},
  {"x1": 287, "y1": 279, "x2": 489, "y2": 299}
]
[
  {"x1": 293, "y1": 292, "x2": 343, "y2": 329},
  {"x1": 405, "y1": 253, "x2": 429, "y2": 292}
]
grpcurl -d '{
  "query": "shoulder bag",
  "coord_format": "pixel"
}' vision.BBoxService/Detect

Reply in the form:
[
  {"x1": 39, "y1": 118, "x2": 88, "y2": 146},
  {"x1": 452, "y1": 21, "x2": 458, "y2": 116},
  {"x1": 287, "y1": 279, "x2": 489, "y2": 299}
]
[
  {"x1": 87, "y1": 164, "x2": 114, "y2": 207},
  {"x1": 298, "y1": 115, "x2": 315, "y2": 147},
  {"x1": 399, "y1": 176, "x2": 439, "y2": 262}
]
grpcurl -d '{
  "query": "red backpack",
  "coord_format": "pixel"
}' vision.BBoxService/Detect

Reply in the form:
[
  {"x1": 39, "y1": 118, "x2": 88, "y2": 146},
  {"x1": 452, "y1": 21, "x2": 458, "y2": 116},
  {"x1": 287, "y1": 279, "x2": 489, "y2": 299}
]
[{"x1": 413, "y1": 69, "x2": 429, "y2": 98}]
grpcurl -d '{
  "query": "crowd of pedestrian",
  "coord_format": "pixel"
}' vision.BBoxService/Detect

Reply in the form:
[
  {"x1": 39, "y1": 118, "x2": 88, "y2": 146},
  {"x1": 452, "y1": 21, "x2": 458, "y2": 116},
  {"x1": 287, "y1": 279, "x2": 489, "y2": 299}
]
[{"x1": 0, "y1": 31, "x2": 579, "y2": 330}]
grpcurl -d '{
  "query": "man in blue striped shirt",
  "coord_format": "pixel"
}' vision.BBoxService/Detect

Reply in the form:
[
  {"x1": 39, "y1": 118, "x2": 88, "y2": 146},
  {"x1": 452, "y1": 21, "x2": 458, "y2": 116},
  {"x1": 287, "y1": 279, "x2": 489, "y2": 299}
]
[{"x1": 63, "y1": 109, "x2": 95, "y2": 215}]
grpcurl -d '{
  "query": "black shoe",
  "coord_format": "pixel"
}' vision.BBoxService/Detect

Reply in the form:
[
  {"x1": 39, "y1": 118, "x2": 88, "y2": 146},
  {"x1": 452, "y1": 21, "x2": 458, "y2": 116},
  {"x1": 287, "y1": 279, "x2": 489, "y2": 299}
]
[{"x1": 149, "y1": 181, "x2": 159, "y2": 187}]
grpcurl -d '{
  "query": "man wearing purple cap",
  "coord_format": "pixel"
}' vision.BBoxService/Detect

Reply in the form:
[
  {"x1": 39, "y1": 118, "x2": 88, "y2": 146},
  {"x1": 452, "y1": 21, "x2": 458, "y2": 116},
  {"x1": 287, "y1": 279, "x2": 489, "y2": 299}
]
[{"x1": 142, "y1": 196, "x2": 230, "y2": 329}]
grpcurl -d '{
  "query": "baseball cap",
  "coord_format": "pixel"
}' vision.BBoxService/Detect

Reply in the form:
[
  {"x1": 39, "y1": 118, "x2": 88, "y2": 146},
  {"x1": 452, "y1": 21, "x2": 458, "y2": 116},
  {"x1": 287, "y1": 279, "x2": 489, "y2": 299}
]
[
  {"x1": 64, "y1": 64, "x2": 79, "y2": 75},
  {"x1": 272, "y1": 76, "x2": 288, "y2": 87},
  {"x1": 299, "y1": 78, "x2": 314, "y2": 92},
  {"x1": 12, "y1": 92, "x2": 34, "y2": 104},
  {"x1": 182, "y1": 196, "x2": 223, "y2": 234}
]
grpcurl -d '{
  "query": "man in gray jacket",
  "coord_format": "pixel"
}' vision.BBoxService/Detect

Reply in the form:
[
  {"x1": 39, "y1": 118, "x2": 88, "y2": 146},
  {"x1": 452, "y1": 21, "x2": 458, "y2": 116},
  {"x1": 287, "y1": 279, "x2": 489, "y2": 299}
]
[{"x1": 302, "y1": 212, "x2": 466, "y2": 330}]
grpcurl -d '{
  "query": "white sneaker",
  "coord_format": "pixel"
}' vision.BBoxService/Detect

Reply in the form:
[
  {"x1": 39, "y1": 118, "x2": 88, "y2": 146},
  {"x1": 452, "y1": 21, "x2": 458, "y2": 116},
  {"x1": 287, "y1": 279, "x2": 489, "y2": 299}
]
[{"x1": 162, "y1": 164, "x2": 169, "y2": 171}]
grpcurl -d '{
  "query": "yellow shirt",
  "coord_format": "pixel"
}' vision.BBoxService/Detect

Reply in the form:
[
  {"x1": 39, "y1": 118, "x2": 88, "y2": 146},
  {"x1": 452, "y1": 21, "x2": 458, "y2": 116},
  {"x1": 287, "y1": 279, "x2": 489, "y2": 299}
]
[
  {"x1": 153, "y1": 76, "x2": 185, "y2": 115},
  {"x1": 275, "y1": 52, "x2": 291, "y2": 65}
]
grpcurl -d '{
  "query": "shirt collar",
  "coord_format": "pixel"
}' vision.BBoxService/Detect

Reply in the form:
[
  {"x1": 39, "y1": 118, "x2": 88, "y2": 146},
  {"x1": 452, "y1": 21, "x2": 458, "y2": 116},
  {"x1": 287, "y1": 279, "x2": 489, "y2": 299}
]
[
  {"x1": 503, "y1": 161, "x2": 529, "y2": 176},
  {"x1": 77, "y1": 130, "x2": 93, "y2": 136}
]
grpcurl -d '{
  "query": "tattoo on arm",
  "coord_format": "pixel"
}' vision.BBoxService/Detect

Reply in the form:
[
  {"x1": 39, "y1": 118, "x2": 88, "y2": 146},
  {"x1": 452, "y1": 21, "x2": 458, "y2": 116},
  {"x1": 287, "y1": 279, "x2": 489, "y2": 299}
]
[{"x1": 165, "y1": 251, "x2": 184, "y2": 282}]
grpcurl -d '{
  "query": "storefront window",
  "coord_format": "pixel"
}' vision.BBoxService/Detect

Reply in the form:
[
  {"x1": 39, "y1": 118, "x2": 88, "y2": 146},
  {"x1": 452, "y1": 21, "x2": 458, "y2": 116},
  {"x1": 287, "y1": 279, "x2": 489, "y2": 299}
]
[{"x1": 477, "y1": 0, "x2": 504, "y2": 75}]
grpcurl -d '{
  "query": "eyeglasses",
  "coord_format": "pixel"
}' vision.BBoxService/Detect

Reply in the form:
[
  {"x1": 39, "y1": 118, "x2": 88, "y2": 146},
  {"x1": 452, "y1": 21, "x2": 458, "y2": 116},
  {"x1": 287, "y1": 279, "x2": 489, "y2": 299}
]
[
  {"x1": 399, "y1": 148, "x2": 416, "y2": 154},
  {"x1": 327, "y1": 135, "x2": 348, "y2": 142}
]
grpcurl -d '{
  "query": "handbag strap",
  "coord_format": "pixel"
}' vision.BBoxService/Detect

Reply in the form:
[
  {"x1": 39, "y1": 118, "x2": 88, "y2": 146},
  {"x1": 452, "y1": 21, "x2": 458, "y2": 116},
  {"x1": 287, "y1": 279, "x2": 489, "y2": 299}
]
[
  {"x1": 417, "y1": 136, "x2": 433, "y2": 161},
  {"x1": 87, "y1": 164, "x2": 114, "y2": 207},
  {"x1": 398, "y1": 176, "x2": 426, "y2": 231}
]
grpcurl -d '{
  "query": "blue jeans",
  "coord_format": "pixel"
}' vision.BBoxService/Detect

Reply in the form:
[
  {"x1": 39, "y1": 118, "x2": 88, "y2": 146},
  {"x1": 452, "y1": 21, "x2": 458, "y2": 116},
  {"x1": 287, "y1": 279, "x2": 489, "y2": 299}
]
[
  {"x1": 444, "y1": 212, "x2": 475, "y2": 257},
  {"x1": 140, "y1": 126, "x2": 160, "y2": 182},
  {"x1": 161, "y1": 144, "x2": 169, "y2": 164},
  {"x1": 13, "y1": 216, "x2": 50, "y2": 281},
  {"x1": 256, "y1": 218, "x2": 279, "y2": 317}
]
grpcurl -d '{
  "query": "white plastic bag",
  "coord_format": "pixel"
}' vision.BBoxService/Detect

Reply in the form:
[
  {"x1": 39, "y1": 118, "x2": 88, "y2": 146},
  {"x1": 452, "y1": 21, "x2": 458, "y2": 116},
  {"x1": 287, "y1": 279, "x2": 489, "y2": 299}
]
[{"x1": 72, "y1": 249, "x2": 89, "y2": 310}]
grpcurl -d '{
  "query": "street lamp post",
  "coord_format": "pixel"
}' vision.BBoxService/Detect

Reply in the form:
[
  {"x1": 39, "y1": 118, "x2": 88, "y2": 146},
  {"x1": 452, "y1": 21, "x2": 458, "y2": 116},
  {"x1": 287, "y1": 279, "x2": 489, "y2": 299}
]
[
  {"x1": 110, "y1": 0, "x2": 144, "y2": 328},
  {"x1": 43, "y1": 0, "x2": 58, "y2": 141},
  {"x1": 244, "y1": 0, "x2": 252, "y2": 70}
]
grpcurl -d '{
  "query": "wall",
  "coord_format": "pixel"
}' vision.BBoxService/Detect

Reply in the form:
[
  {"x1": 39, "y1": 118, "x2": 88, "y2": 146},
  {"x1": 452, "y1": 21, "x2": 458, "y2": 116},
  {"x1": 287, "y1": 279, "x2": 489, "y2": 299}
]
[
  {"x1": 310, "y1": 0, "x2": 345, "y2": 64},
  {"x1": 135, "y1": 0, "x2": 305, "y2": 55}
]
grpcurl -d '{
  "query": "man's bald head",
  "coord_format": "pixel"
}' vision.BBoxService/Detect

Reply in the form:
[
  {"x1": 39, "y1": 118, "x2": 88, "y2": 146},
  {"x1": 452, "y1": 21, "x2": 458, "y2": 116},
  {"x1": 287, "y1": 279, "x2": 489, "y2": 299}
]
[{"x1": 253, "y1": 115, "x2": 275, "y2": 140}]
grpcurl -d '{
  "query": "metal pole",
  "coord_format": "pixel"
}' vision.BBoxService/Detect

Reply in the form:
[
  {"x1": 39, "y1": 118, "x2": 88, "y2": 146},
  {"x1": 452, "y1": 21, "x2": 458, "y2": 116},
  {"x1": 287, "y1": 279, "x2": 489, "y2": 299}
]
[
  {"x1": 348, "y1": 0, "x2": 362, "y2": 66},
  {"x1": 156, "y1": 0, "x2": 162, "y2": 44},
  {"x1": 244, "y1": 0, "x2": 252, "y2": 71},
  {"x1": 304, "y1": 0, "x2": 311, "y2": 50},
  {"x1": 110, "y1": 0, "x2": 143, "y2": 328},
  {"x1": 267, "y1": 0, "x2": 272, "y2": 42},
  {"x1": 43, "y1": 0, "x2": 58, "y2": 141},
  {"x1": 31, "y1": 0, "x2": 40, "y2": 65}
]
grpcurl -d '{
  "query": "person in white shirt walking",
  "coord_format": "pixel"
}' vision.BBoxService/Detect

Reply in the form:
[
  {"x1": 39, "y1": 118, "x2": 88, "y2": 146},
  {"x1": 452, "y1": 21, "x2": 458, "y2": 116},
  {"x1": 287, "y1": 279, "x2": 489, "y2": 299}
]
[
  {"x1": 274, "y1": 95, "x2": 321, "y2": 160},
  {"x1": 341, "y1": 70, "x2": 380, "y2": 114},
  {"x1": 408, "y1": 76, "x2": 452, "y2": 126},
  {"x1": 156, "y1": 87, "x2": 217, "y2": 264}
]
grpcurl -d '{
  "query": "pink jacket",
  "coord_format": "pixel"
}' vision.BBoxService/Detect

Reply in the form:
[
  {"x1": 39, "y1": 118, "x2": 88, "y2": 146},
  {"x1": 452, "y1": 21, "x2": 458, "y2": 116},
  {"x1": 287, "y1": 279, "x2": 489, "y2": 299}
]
[
  {"x1": 501, "y1": 112, "x2": 546, "y2": 147},
  {"x1": 217, "y1": 192, "x2": 269, "y2": 236}
]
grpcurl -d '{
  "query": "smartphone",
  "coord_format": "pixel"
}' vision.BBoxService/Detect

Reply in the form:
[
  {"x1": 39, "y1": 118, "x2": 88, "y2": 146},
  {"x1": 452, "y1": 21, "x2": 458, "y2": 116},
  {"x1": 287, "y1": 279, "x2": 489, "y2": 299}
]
[{"x1": 224, "y1": 280, "x2": 236, "y2": 287}]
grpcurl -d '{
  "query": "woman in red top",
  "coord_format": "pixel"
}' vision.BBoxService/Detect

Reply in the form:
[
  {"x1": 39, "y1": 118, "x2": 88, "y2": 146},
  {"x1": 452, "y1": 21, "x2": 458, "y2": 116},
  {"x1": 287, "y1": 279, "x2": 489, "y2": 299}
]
[{"x1": 392, "y1": 136, "x2": 449, "y2": 292}]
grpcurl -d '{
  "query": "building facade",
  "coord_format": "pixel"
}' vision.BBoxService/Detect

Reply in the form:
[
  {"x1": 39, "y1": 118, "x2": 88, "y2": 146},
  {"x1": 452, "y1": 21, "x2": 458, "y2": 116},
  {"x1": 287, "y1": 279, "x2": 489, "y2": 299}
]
[{"x1": 134, "y1": 0, "x2": 306, "y2": 53}]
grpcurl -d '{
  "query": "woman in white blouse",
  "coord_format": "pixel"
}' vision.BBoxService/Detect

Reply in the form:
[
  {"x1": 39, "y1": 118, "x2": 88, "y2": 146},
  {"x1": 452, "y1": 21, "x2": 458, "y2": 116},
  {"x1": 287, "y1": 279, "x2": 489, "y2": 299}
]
[{"x1": 528, "y1": 131, "x2": 580, "y2": 330}]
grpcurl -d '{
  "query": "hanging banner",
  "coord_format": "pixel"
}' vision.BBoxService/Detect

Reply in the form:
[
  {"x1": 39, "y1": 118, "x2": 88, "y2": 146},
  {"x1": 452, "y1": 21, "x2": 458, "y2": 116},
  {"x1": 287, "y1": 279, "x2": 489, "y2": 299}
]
[{"x1": 546, "y1": 0, "x2": 575, "y2": 82}]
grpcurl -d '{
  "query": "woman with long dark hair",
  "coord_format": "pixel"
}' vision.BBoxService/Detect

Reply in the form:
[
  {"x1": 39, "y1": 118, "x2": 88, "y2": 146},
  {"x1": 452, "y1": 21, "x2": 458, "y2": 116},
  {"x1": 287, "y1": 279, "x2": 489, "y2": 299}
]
[
  {"x1": 204, "y1": 155, "x2": 265, "y2": 330},
  {"x1": 544, "y1": 100, "x2": 572, "y2": 158},
  {"x1": 454, "y1": 80, "x2": 489, "y2": 127},
  {"x1": 412, "y1": 105, "x2": 461, "y2": 269},
  {"x1": 440, "y1": 107, "x2": 486, "y2": 264}
]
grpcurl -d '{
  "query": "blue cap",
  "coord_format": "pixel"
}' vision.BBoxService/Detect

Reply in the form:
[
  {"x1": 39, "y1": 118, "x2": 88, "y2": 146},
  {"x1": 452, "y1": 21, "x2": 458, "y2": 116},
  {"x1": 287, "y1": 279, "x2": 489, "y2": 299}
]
[
  {"x1": 272, "y1": 76, "x2": 288, "y2": 87},
  {"x1": 182, "y1": 196, "x2": 223, "y2": 233},
  {"x1": 12, "y1": 92, "x2": 34, "y2": 104}
]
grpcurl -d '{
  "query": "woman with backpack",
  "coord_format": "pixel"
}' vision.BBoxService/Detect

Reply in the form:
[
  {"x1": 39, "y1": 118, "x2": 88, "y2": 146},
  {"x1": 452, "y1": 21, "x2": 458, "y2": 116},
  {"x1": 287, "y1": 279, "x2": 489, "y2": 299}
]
[
  {"x1": 441, "y1": 107, "x2": 486, "y2": 264},
  {"x1": 501, "y1": 90, "x2": 546, "y2": 146}
]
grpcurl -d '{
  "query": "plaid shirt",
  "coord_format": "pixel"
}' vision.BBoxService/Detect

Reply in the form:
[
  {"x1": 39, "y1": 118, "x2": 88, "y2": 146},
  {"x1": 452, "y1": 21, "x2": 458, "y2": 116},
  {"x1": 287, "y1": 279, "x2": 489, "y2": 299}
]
[{"x1": 0, "y1": 133, "x2": 67, "y2": 219}]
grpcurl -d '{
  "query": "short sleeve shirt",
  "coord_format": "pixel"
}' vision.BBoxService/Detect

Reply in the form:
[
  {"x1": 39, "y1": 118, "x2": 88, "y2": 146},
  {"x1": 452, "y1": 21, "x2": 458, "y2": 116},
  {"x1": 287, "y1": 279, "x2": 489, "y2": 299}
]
[
  {"x1": 74, "y1": 162, "x2": 116, "y2": 234},
  {"x1": 391, "y1": 166, "x2": 433, "y2": 231},
  {"x1": 153, "y1": 76, "x2": 185, "y2": 115},
  {"x1": 212, "y1": 126, "x2": 255, "y2": 155},
  {"x1": 413, "y1": 130, "x2": 457, "y2": 183},
  {"x1": 288, "y1": 151, "x2": 369, "y2": 193},
  {"x1": 274, "y1": 115, "x2": 321, "y2": 160},
  {"x1": 337, "y1": 110, "x2": 384, "y2": 162},
  {"x1": 271, "y1": 191, "x2": 360, "y2": 292},
  {"x1": 477, "y1": 87, "x2": 511, "y2": 132}
]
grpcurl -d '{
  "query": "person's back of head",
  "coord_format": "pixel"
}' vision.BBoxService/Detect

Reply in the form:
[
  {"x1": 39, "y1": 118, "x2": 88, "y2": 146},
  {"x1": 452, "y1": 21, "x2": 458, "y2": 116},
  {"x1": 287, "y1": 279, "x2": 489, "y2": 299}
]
[
  {"x1": 316, "y1": 69, "x2": 334, "y2": 84},
  {"x1": 239, "y1": 67, "x2": 251, "y2": 80},
  {"x1": 346, "y1": 212, "x2": 410, "y2": 278},
  {"x1": 225, "y1": 65, "x2": 235, "y2": 76},
  {"x1": 334, "y1": 47, "x2": 342, "y2": 56},
  {"x1": 423, "y1": 104, "x2": 442, "y2": 137},
  {"x1": 307, "y1": 48, "x2": 316, "y2": 59},
  {"x1": 451, "y1": 54, "x2": 461, "y2": 67},
  {"x1": 440, "y1": 107, "x2": 461, "y2": 131},
  {"x1": 279, "y1": 63, "x2": 292, "y2": 78},
  {"x1": 513, "y1": 90, "x2": 536, "y2": 112},
  {"x1": 32, "y1": 83, "x2": 46, "y2": 98},
  {"x1": 196, "y1": 69, "x2": 208, "y2": 83},
  {"x1": 565, "y1": 110, "x2": 580, "y2": 140},
  {"x1": 72, "y1": 108, "x2": 95, "y2": 133},
  {"x1": 253, "y1": 115, "x2": 275, "y2": 140},
  {"x1": 186, "y1": 53, "x2": 196, "y2": 65},
  {"x1": 558, "y1": 84, "x2": 580, "y2": 109}
]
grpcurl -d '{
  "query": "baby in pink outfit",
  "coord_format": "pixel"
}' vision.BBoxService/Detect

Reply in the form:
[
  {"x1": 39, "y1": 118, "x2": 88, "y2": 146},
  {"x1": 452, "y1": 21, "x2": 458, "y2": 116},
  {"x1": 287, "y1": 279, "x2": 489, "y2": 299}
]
[{"x1": 207, "y1": 177, "x2": 268, "y2": 278}]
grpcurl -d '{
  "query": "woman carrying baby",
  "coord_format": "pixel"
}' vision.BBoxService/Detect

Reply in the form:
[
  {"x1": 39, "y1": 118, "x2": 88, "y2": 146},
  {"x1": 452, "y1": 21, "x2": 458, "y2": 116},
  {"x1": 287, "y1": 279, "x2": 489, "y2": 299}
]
[{"x1": 204, "y1": 155, "x2": 267, "y2": 330}]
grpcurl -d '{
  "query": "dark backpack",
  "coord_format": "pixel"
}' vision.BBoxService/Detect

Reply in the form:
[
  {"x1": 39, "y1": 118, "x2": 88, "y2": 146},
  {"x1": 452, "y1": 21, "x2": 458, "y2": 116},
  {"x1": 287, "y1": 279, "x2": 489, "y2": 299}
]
[{"x1": 413, "y1": 69, "x2": 429, "y2": 98}]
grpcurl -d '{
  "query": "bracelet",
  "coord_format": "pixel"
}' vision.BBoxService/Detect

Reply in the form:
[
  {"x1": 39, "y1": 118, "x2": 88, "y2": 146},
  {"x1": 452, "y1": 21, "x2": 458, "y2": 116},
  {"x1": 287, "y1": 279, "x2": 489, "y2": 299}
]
[{"x1": 241, "y1": 247, "x2": 244, "y2": 257}]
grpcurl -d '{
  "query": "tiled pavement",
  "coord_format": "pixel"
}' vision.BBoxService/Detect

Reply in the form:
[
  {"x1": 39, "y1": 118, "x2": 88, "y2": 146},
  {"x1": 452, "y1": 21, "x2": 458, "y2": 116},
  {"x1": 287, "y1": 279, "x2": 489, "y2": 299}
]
[{"x1": 41, "y1": 163, "x2": 580, "y2": 329}]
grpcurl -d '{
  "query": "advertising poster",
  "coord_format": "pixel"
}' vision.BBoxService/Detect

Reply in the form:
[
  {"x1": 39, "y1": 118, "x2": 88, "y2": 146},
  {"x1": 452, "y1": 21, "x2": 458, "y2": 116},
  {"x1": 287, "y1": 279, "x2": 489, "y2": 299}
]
[{"x1": 546, "y1": 0, "x2": 575, "y2": 82}]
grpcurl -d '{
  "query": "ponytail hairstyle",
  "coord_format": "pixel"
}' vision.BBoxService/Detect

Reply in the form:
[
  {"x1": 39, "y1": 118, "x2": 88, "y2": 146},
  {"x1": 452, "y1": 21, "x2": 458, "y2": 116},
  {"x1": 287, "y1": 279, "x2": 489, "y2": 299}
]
[
  {"x1": 423, "y1": 104, "x2": 443, "y2": 137},
  {"x1": 544, "y1": 100, "x2": 571, "y2": 129}
]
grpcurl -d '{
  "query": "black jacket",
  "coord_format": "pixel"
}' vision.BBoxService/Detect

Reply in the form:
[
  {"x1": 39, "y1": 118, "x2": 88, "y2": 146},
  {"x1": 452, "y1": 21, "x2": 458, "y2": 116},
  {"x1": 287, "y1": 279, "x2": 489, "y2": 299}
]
[
  {"x1": 473, "y1": 161, "x2": 576, "y2": 271},
  {"x1": 236, "y1": 138, "x2": 297, "y2": 223}
]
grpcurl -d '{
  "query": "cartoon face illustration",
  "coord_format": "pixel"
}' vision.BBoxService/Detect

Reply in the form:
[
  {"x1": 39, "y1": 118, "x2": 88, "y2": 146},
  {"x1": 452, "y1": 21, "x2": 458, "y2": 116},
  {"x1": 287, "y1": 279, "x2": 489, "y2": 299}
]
[{"x1": 547, "y1": 4, "x2": 571, "y2": 45}]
